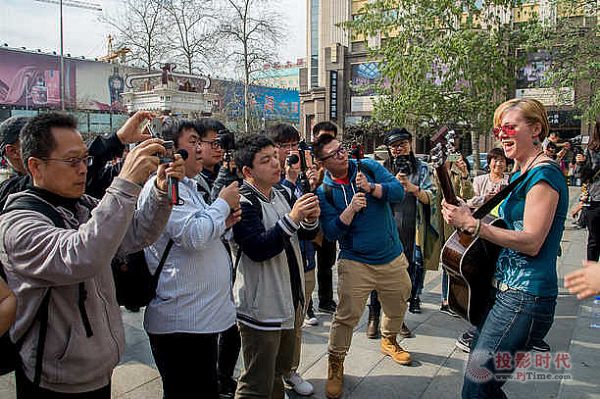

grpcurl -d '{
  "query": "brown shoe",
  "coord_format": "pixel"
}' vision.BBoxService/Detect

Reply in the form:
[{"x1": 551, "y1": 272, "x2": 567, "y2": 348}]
[
  {"x1": 366, "y1": 309, "x2": 380, "y2": 339},
  {"x1": 326, "y1": 353, "x2": 344, "y2": 399},
  {"x1": 399, "y1": 322, "x2": 414, "y2": 339},
  {"x1": 381, "y1": 336, "x2": 412, "y2": 365}
]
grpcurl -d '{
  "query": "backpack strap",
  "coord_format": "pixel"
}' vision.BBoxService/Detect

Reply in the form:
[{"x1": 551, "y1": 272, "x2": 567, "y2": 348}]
[
  {"x1": 152, "y1": 239, "x2": 174, "y2": 288},
  {"x1": 2, "y1": 192, "x2": 93, "y2": 386}
]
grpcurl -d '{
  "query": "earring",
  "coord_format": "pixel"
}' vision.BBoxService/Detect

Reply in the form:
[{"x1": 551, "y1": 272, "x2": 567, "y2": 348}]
[{"x1": 532, "y1": 138, "x2": 540, "y2": 145}]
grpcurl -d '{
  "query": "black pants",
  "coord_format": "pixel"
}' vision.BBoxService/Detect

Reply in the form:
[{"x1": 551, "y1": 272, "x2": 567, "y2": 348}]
[
  {"x1": 15, "y1": 365, "x2": 110, "y2": 399},
  {"x1": 217, "y1": 323, "x2": 241, "y2": 383},
  {"x1": 587, "y1": 201, "x2": 600, "y2": 261},
  {"x1": 149, "y1": 332, "x2": 219, "y2": 399},
  {"x1": 316, "y1": 238, "x2": 336, "y2": 306}
]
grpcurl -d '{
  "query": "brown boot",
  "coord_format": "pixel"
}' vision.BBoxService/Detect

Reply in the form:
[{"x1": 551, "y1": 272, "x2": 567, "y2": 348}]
[
  {"x1": 366, "y1": 308, "x2": 380, "y2": 339},
  {"x1": 381, "y1": 336, "x2": 412, "y2": 365},
  {"x1": 326, "y1": 353, "x2": 344, "y2": 399}
]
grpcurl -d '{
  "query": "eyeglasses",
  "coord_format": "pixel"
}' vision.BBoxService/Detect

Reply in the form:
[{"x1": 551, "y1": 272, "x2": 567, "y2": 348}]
[
  {"x1": 200, "y1": 139, "x2": 222, "y2": 149},
  {"x1": 278, "y1": 142, "x2": 299, "y2": 151},
  {"x1": 492, "y1": 125, "x2": 518, "y2": 140},
  {"x1": 320, "y1": 145, "x2": 347, "y2": 161},
  {"x1": 42, "y1": 155, "x2": 94, "y2": 168}
]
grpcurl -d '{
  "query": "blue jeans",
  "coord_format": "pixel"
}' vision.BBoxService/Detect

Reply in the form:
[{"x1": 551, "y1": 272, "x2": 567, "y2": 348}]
[
  {"x1": 462, "y1": 289, "x2": 556, "y2": 398},
  {"x1": 441, "y1": 269, "x2": 449, "y2": 303}
]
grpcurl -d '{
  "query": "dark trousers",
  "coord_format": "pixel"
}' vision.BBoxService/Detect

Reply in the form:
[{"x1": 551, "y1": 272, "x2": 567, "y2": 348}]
[
  {"x1": 15, "y1": 365, "x2": 110, "y2": 399},
  {"x1": 218, "y1": 323, "x2": 241, "y2": 383},
  {"x1": 316, "y1": 238, "x2": 336, "y2": 306},
  {"x1": 149, "y1": 332, "x2": 219, "y2": 399},
  {"x1": 586, "y1": 201, "x2": 600, "y2": 261}
]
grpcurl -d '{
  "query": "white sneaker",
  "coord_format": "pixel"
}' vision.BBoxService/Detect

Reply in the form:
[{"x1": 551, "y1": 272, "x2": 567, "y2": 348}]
[
  {"x1": 284, "y1": 371, "x2": 314, "y2": 396},
  {"x1": 304, "y1": 315, "x2": 319, "y2": 326}
]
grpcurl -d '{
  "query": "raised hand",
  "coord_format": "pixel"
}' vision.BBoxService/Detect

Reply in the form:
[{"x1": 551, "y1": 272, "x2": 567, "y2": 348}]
[
  {"x1": 116, "y1": 111, "x2": 155, "y2": 144},
  {"x1": 289, "y1": 193, "x2": 320, "y2": 224},
  {"x1": 219, "y1": 181, "x2": 241, "y2": 209},
  {"x1": 119, "y1": 138, "x2": 166, "y2": 186}
]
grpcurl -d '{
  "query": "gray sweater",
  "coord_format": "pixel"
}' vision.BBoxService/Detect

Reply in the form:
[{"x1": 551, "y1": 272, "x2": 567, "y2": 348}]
[{"x1": 0, "y1": 178, "x2": 171, "y2": 393}]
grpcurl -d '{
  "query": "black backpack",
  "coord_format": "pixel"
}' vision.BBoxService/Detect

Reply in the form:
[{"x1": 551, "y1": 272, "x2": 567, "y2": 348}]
[
  {"x1": 111, "y1": 240, "x2": 173, "y2": 311},
  {"x1": 0, "y1": 194, "x2": 93, "y2": 385}
]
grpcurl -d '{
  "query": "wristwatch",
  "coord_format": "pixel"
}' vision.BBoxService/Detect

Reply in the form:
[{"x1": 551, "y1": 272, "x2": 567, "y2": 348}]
[{"x1": 368, "y1": 182, "x2": 376, "y2": 193}]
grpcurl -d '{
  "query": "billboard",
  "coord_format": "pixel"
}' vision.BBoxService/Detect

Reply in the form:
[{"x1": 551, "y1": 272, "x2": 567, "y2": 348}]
[
  {"x1": 516, "y1": 51, "x2": 574, "y2": 106},
  {"x1": 212, "y1": 80, "x2": 300, "y2": 122},
  {"x1": 0, "y1": 48, "x2": 144, "y2": 112},
  {"x1": 0, "y1": 48, "x2": 76, "y2": 108}
]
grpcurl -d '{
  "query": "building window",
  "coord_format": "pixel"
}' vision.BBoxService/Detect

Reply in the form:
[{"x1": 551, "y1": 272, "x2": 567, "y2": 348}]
[{"x1": 310, "y1": 0, "x2": 319, "y2": 88}]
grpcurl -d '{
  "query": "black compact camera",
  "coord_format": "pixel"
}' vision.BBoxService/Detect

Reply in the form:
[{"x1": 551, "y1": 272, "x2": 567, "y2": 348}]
[
  {"x1": 393, "y1": 155, "x2": 413, "y2": 175},
  {"x1": 145, "y1": 117, "x2": 175, "y2": 164},
  {"x1": 216, "y1": 130, "x2": 236, "y2": 153},
  {"x1": 568, "y1": 136, "x2": 585, "y2": 157},
  {"x1": 159, "y1": 140, "x2": 175, "y2": 164}
]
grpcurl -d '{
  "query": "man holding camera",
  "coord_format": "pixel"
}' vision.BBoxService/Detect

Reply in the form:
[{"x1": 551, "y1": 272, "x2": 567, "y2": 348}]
[
  {"x1": 232, "y1": 134, "x2": 319, "y2": 399},
  {"x1": 0, "y1": 112, "x2": 183, "y2": 398},
  {"x1": 138, "y1": 119, "x2": 241, "y2": 399},
  {"x1": 313, "y1": 134, "x2": 413, "y2": 399},
  {"x1": 367, "y1": 128, "x2": 435, "y2": 338}
]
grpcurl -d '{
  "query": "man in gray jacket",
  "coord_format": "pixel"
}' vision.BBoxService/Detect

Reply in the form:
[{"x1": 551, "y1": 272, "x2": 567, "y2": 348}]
[{"x1": 0, "y1": 112, "x2": 184, "y2": 398}]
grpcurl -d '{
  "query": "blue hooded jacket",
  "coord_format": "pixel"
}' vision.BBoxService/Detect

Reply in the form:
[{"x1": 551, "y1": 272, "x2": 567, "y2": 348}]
[{"x1": 316, "y1": 158, "x2": 405, "y2": 265}]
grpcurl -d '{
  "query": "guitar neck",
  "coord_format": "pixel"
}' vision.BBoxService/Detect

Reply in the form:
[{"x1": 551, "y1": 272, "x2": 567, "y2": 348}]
[{"x1": 435, "y1": 165, "x2": 460, "y2": 206}]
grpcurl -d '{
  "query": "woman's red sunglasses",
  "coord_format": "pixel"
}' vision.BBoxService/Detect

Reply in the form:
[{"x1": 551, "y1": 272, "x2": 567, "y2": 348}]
[{"x1": 492, "y1": 124, "x2": 517, "y2": 139}]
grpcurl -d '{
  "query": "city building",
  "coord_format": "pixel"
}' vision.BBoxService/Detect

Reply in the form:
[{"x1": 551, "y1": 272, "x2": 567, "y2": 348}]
[{"x1": 300, "y1": 0, "x2": 596, "y2": 145}]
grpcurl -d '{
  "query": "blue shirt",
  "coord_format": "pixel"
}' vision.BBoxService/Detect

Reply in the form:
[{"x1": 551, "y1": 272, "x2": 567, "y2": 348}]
[
  {"x1": 496, "y1": 164, "x2": 568, "y2": 297},
  {"x1": 138, "y1": 176, "x2": 236, "y2": 334},
  {"x1": 317, "y1": 159, "x2": 405, "y2": 265}
]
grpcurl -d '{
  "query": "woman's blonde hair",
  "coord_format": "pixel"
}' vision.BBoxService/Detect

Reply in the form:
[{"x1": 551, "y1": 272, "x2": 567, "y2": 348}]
[{"x1": 493, "y1": 98, "x2": 549, "y2": 142}]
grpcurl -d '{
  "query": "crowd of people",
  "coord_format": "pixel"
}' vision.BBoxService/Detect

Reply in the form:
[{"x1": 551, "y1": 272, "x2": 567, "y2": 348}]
[{"x1": 0, "y1": 97, "x2": 598, "y2": 399}]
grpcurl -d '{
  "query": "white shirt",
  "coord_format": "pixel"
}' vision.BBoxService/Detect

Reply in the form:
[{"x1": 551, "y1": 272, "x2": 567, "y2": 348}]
[{"x1": 138, "y1": 176, "x2": 236, "y2": 334}]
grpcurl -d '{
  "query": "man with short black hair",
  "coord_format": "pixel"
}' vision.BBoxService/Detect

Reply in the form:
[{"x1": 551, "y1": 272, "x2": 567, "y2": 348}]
[
  {"x1": 0, "y1": 111, "x2": 183, "y2": 398},
  {"x1": 313, "y1": 134, "x2": 413, "y2": 399},
  {"x1": 312, "y1": 121, "x2": 338, "y2": 139},
  {"x1": 138, "y1": 118, "x2": 241, "y2": 399},
  {"x1": 232, "y1": 134, "x2": 320, "y2": 399},
  {"x1": 0, "y1": 116, "x2": 29, "y2": 177},
  {"x1": 196, "y1": 118, "x2": 226, "y2": 189}
]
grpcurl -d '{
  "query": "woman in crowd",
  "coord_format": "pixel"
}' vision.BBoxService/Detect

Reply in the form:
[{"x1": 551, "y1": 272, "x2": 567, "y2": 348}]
[
  {"x1": 576, "y1": 117, "x2": 600, "y2": 261},
  {"x1": 442, "y1": 98, "x2": 568, "y2": 398},
  {"x1": 466, "y1": 148, "x2": 509, "y2": 209}
]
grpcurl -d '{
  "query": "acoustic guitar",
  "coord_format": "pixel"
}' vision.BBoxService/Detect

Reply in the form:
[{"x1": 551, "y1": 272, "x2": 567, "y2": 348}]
[{"x1": 430, "y1": 127, "x2": 504, "y2": 327}]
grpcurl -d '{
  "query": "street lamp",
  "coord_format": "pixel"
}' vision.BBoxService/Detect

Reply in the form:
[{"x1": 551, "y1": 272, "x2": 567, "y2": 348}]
[{"x1": 34, "y1": 0, "x2": 102, "y2": 111}]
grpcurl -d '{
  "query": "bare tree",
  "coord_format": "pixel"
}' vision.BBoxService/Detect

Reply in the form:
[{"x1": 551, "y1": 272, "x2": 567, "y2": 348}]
[
  {"x1": 163, "y1": 0, "x2": 218, "y2": 74},
  {"x1": 218, "y1": 0, "x2": 283, "y2": 133},
  {"x1": 102, "y1": 0, "x2": 169, "y2": 72}
]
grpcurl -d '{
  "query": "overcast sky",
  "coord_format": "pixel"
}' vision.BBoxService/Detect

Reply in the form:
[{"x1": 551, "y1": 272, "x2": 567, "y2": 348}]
[{"x1": 0, "y1": 0, "x2": 306, "y2": 70}]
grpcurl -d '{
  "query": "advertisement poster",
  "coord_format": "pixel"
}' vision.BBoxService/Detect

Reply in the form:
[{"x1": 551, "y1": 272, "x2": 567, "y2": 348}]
[
  {"x1": 0, "y1": 48, "x2": 76, "y2": 108},
  {"x1": 350, "y1": 62, "x2": 381, "y2": 96},
  {"x1": 212, "y1": 80, "x2": 300, "y2": 122}
]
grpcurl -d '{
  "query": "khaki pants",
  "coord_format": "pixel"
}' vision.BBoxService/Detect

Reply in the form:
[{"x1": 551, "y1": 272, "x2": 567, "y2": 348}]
[
  {"x1": 290, "y1": 268, "x2": 317, "y2": 373},
  {"x1": 236, "y1": 306, "x2": 302, "y2": 399},
  {"x1": 328, "y1": 254, "x2": 411, "y2": 356}
]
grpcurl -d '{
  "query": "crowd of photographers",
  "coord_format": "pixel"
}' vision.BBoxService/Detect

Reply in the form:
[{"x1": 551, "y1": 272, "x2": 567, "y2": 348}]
[{"x1": 0, "y1": 109, "x2": 598, "y2": 399}]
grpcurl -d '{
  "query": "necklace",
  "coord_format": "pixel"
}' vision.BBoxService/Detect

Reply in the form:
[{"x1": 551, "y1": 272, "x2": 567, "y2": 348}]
[{"x1": 520, "y1": 151, "x2": 545, "y2": 174}]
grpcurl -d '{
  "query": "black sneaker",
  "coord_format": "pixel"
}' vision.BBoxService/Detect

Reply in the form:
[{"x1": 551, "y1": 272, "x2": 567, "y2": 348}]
[
  {"x1": 409, "y1": 298, "x2": 421, "y2": 314},
  {"x1": 455, "y1": 331, "x2": 474, "y2": 353},
  {"x1": 318, "y1": 301, "x2": 337, "y2": 314},
  {"x1": 218, "y1": 377, "x2": 237, "y2": 399},
  {"x1": 531, "y1": 340, "x2": 551, "y2": 352},
  {"x1": 440, "y1": 304, "x2": 459, "y2": 317}
]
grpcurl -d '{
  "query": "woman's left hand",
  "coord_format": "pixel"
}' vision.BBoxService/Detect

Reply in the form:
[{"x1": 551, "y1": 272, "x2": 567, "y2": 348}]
[{"x1": 442, "y1": 200, "x2": 477, "y2": 233}]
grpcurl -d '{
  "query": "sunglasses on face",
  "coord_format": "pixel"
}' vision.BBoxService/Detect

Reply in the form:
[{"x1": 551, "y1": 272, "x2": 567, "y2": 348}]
[
  {"x1": 320, "y1": 145, "x2": 347, "y2": 161},
  {"x1": 492, "y1": 124, "x2": 518, "y2": 140}
]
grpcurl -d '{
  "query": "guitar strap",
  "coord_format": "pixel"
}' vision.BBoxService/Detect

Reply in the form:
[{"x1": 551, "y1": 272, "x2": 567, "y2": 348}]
[{"x1": 472, "y1": 160, "x2": 559, "y2": 219}]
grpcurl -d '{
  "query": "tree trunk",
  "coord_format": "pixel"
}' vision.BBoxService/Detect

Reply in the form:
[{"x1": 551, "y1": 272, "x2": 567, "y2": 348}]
[{"x1": 471, "y1": 129, "x2": 481, "y2": 173}]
